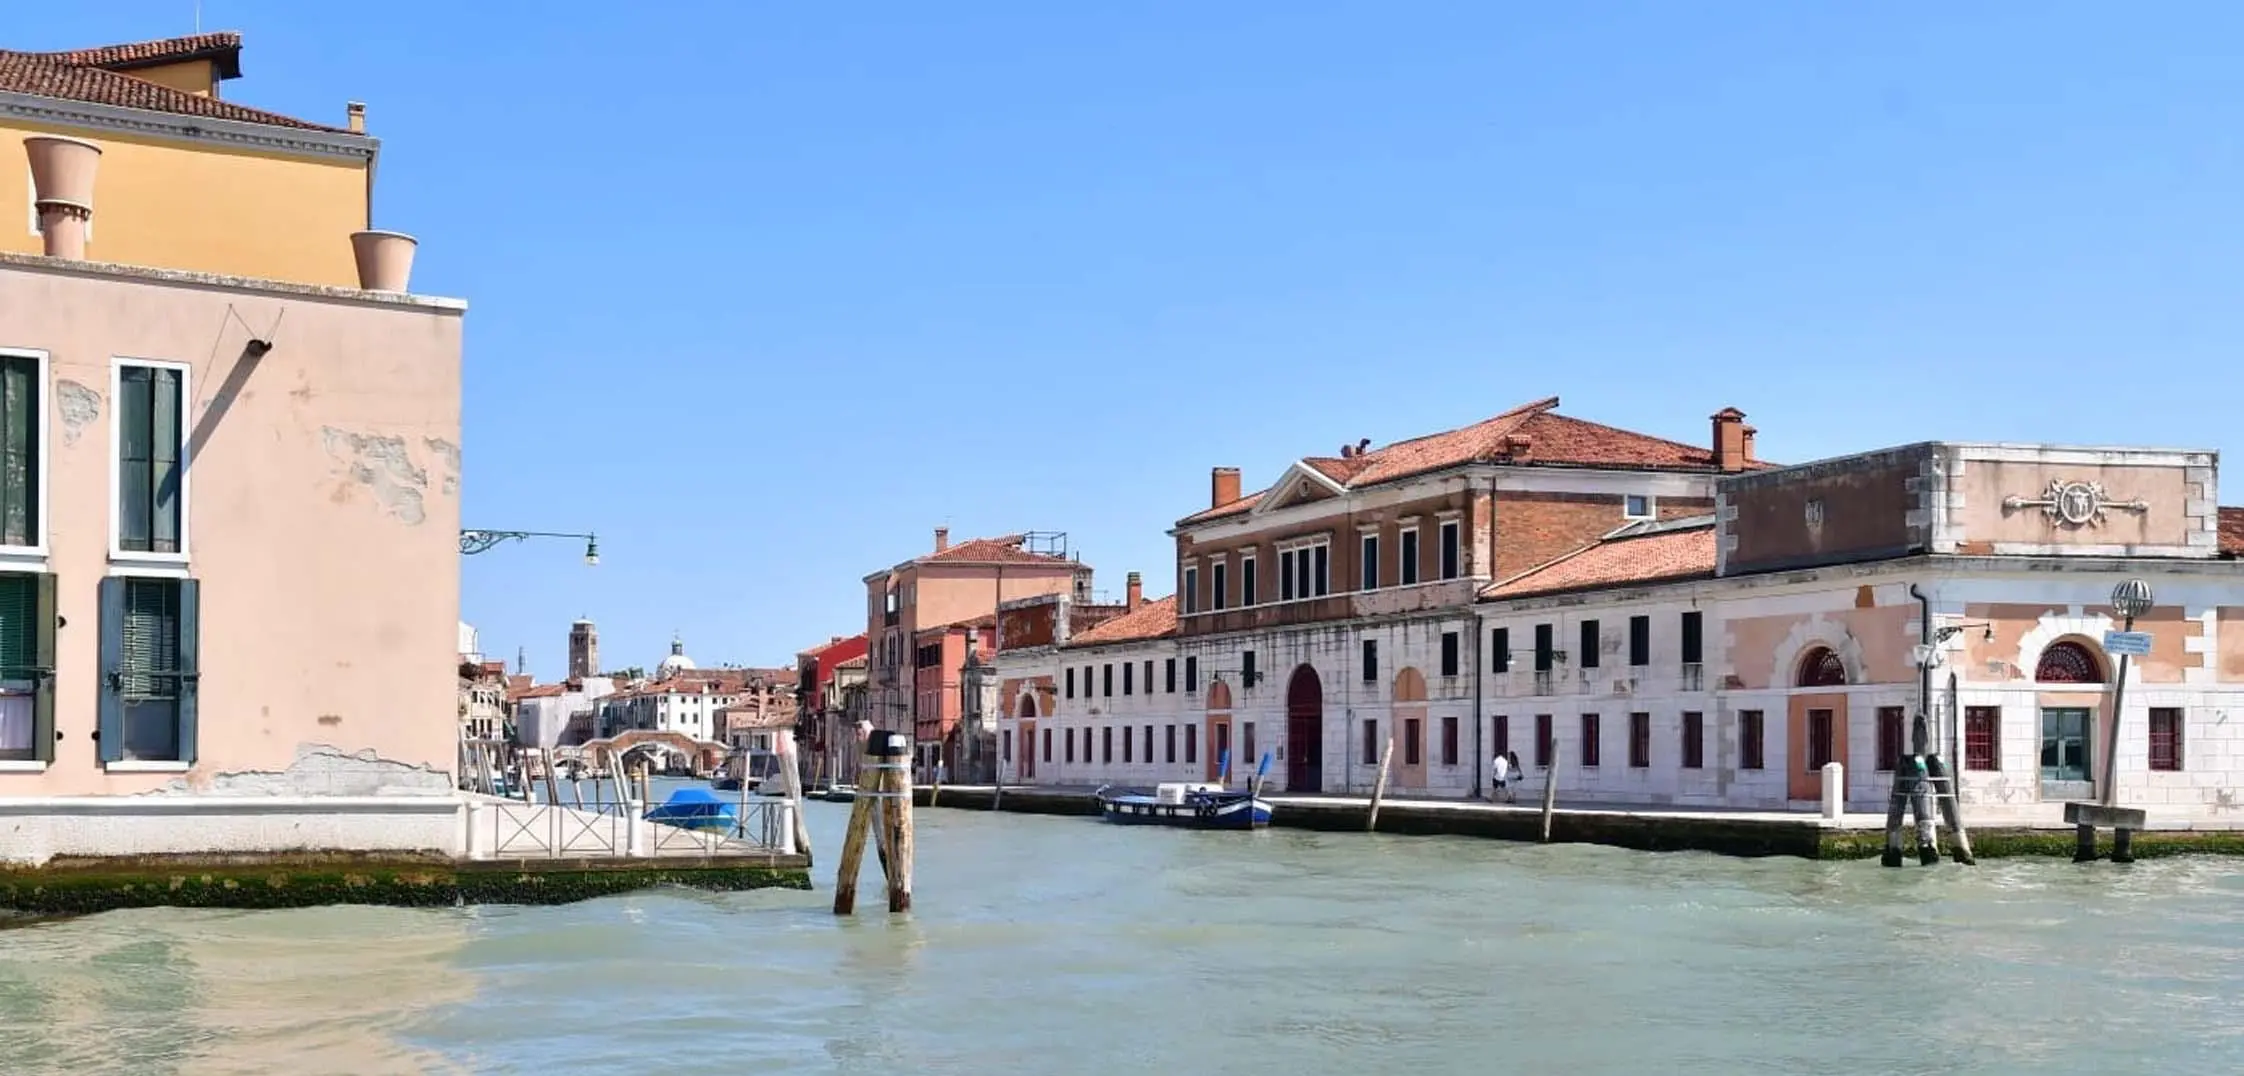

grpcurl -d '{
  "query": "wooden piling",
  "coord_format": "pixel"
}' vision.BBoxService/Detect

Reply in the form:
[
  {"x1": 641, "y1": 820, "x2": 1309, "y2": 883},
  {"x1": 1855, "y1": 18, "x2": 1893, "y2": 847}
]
[
  {"x1": 1924, "y1": 754, "x2": 1976, "y2": 865},
  {"x1": 887, "y1": 749, "x2": 915, "y2": 913},
  {"x1": 1539, "y1": 739, "x2": 1559, "y2": 843},
  {"x1": 776, "y1": 737, "x2": 814, "y2": 862},
  {"x1": 1366, "y1": 732, "x2": 1397, "y2": 833},
  {"x1": 831, "y1": 748, "x2": 881, "y2": 916}
]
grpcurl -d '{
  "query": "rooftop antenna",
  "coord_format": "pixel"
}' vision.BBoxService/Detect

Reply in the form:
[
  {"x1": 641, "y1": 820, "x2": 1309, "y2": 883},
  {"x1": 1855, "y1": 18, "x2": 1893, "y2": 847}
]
[
  {"x1": 516, "y1": 645, "x2": 527, "y2": 674},
  {"x1": 194, "y1": 2, "x2": 201, "y2": 33}
]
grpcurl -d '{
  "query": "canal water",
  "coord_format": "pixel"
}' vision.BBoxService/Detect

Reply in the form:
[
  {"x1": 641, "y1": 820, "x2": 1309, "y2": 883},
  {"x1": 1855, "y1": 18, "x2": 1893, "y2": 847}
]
[{"x1": 3, "y1": 795, "x2": 2242, "y2": 1075}]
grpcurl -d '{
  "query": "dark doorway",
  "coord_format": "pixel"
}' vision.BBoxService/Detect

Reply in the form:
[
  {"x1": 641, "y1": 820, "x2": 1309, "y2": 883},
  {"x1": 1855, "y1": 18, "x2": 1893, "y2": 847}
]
[{"x1": 1286, "y1": 665, "x2": 1323, "y2": 792}]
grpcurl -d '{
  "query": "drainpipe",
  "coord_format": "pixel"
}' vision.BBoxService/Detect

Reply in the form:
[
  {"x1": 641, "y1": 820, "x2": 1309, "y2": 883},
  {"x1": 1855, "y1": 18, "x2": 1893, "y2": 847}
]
[
  {"x1": 1909, "y1": 584, "x2": 1933, "y2": 755},
  {"x1": 1473, "y1": 609, "x2": 1485, "y2": 799}
]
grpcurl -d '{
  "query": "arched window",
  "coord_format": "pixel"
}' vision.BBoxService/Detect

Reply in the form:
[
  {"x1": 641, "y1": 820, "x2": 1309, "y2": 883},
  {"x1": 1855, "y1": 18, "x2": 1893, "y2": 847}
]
[
  {"x1": 1796, "y1": 646, "x2": 1848, "y2": 687},
  {"x1": 2035, "y1": 641, "x2": 2104, "y2": 684}
]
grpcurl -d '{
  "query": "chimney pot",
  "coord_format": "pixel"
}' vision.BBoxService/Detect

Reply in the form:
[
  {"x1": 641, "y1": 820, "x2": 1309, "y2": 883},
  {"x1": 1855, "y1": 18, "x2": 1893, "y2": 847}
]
[
  {"x1": 346, "y1": 101, "x2": 367, "y2": 133},
  {"x1": 1210, "y1": 467, "x2": 1242, "y2": 510},
  {"x1": 933, "y1": 526, "x2": 949, "y2": 553},
  {"x1": 349, "y1": 230, "x2": 418, "y2": 291},
  {"x1": 1710, "y1": 408, "x2": 1748, "y2": 472},
  {"x1": 24, "y1": 135, "x2": 101, "y2": 261},
  {"x1": 1126, "y1": 571, "x2": 1143, "y2": 608},
  {"x1": 1741, "y1": 425, "x2": 1758, "y2": 463}
]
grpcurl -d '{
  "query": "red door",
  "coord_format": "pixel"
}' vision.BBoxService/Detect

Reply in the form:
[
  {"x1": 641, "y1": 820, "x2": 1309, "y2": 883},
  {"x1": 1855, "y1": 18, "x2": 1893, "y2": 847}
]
[{"x1": 1286, "y1": 665, "x2": 1323, "y2": 792}]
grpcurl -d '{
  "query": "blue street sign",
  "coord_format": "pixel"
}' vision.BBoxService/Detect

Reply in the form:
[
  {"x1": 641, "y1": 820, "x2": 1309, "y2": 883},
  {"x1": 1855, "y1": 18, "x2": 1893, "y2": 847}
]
[{"x1": 2102, "y1": 630, "x2": 2153, "y2": 658}]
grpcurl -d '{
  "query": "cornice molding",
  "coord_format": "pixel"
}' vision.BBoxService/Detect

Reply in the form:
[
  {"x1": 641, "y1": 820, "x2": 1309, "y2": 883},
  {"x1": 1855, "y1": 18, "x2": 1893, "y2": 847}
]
[{"x1": 0, "y1": 91, "x2": 378, "y2": 161}]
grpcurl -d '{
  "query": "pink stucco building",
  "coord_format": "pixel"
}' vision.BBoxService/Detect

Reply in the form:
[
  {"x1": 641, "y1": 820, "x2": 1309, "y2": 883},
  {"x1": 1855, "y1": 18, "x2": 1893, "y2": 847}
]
[{"x1": 0, "y1": 140, "x2": 467, "y2": 864}]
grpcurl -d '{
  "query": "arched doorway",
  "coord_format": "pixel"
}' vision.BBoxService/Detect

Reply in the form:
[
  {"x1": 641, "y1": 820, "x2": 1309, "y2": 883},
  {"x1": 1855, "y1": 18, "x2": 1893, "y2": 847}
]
[
  {"x1": 1016, "y1": 693, "x2": 1038, "y2": 782},
  {"x1": 1787, "y1": 644, "x2": 1851, "y2": 803},
  {"x1": 1286, "y1": 665, "x2": 1323, "y2": 792},
  {"x1": 1205, "y1": 681, "x2": 1234, "y2": 783},
  {"x1": 2034, "y1": 638, "x2": 2106, "y2": 799},
  {"x1": 1392, "y1": 668, "x2": 1428, "y2": 791}
]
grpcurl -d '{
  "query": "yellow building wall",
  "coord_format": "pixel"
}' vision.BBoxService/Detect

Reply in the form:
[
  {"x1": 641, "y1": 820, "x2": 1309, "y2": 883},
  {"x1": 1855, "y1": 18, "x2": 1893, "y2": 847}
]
[
  {"x1": 117, "y1": 60, "x2": 220, "y2": 98},
  {"x1": 0, "y1": 119, "x2": 368, "y2": 287}
]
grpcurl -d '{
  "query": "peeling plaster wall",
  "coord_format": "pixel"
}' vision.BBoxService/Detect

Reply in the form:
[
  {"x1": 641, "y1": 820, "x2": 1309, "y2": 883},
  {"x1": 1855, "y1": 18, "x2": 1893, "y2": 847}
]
[{"x1": 0, "y1": 259, "x2": 463, "y2": 798}]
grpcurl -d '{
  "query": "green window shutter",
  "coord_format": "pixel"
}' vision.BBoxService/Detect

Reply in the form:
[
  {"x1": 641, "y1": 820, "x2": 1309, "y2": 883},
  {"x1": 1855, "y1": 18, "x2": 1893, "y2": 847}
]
[
  {"x1": 0, "y1": 358, "x2": 33, "y2": 547},
  {"x1": 32, "y1": 572, "x2": 54, "y2": 762},
  {"x1": 177, "y1": 578, "x2": 200, "y2": 765},
  {"x1": 96, "y1": 576, "x2": 123, "y2": 762}
]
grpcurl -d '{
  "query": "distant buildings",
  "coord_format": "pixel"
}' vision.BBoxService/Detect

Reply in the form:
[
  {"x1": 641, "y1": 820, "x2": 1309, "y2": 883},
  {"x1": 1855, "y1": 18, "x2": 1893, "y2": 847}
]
[
  {"x1": 991, "y1": 397, "x2": 2244, "y2": 826},
  {"x1": 863, "y1": 529, "x2": 1093, "y2": 776}
]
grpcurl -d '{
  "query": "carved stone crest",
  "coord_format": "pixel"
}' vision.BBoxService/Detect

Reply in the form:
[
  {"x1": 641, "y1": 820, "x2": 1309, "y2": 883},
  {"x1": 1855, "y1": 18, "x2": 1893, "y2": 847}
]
[{"x1": 2002, "y1": 479, "x2": 2149, "y2": 527}]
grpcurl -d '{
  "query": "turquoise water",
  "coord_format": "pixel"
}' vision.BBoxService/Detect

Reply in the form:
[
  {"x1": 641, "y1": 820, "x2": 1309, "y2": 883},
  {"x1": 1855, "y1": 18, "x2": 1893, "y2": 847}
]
[{"x1": 3, "y1": 797, "x2": 2241, "y2": 1075}]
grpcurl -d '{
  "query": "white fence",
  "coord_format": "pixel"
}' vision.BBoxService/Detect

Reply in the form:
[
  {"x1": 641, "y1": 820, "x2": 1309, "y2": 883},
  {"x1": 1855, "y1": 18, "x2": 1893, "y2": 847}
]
[{"x1": 462, "y1": 796, "x2": 797, "y2": 860}]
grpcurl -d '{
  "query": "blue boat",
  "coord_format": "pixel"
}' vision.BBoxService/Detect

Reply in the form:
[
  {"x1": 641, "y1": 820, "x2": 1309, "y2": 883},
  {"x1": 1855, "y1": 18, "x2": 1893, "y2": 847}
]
[
  {"x1": 1098, "y1": 782, "x2": 1273, "y2": 830},
  {"x1": 643, "y1": 787, "x2": 740, "y2": 833}
]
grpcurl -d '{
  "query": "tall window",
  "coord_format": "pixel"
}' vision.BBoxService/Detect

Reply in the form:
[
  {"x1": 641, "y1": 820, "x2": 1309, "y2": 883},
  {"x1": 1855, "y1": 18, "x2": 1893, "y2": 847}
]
[
  {"x1": 1123, "y1": 662, "x2": 1134, "y2": 695},
  {"x1": 1806, "y1": 709, "x2": 1835, "y2": 771},
  {"x1": 2149, "y1": 708, "x2": 2184, "y2": 771},
  {"x1": 1440, "y1": 632, "x2": 1460, "y2": 677},
  {"x1": 116, "y1": 363, "x2": 186, "y2": 555},
  {"x1": 1400, "y1": 530, "x2": 1420, "y2": 585},
  {"x1": 1164, "y1": 658, "x2": 1176, "y2": 693},
  {"x1": 1360, "y1": 534, "x2": 1379, "y2": 590},
  {"x1": 1628, "y1": 712, "x2": 1650, "y2": 769},
  {"x1": 1280, "y1": 549, "x2": 1297, "y2": 600},
  {"x1": 1628, "y1": 616, "x2": 1650, "y2": 667},
  {"x1": 100, "y1": 576, "x2": 199, "y2": 764},
  {"x1": 1491, "y1": 627, "x2": 1510, "y2": 673},
  {"x1": 1534, "y1": 714, "x2": 1553, "y2": 768},
  {"x1": 1143, "y1": 725, "x2": 1153, "y2": 761},
  {"x1": 1361, "y1": 718, "x2": 1377, "y2": 764},
  {"x1": 1680, "y1": 711, "x2": 1703, "y2": 769},
  {"x1": 1404, "y1": 718, "x2": 1423, "y2": 766},
  {"x1": 1102, "y1": 664, "x2": 1113, "y2": 696},
  {"x1": 1212, "y1": 563, "x2": 1228, "y2": 611},
  {"x1": 1043, "y1": 727, "x2": 1051, "y2": 762},
  {"x1": 1533, "y1": 625, "x2": 1554, "y2": 671},
  {"x1": 1964, "y1": 707, "x2": 2000, "y2": 770},
  {"x1": 1185, "y1": 656, "x2": 1198, "y2": 692},
  {"x1": 0, "y1": 353, "x2": 40, "y2": 548},
  {"x1": 1144, "y1": 660, "x2": 1153, "y2": 695},
  {"x1": 1183, "y1": 566, "x2": 1199, "y2": 614},
  {"x1": 1243, "y1": 721, "x2": 1256, "y2": 765},
  {"x1": 1065, "y1": 729, "x2": 1076, "y2": 763},
  {"x1": 1122, "y1": 724, "x2": 1132, "y2": 763},
  {"x1": 1739, "y1": 710, "x2": 1765, "y2": 770},
  {"x1": 1311, "y1": 543, "x2": 1329, "y2": 596},
  {"x1": 1492, "y1": 714, "x2": 1510, "y2": 757},
  {"x1": 1184, "y1": 725, "x2": 1197, "y2": 764},
  {"x1": 1240, "y1": 556, "x2": 1257, "y2": 605},
  {"x1": 1102, "y1": 726, "x2": 1113, "y2": 764},
  {"x1": 1065, "y1": 668, "x2": 1075, "y2": 699},
  {"x1": 1876, "y1": 707, "x2": 1905, "y2": 772},
  {"x1": 1579, "y1": 620, "x2": 1600, "y2": 669},
  {"x1": 1441, "y1": 716, "x2": 1459, "y2": 766},
  {"x1": 1165, "y1": 725, "x2": 1176, "y2": 763},
  {"x1": 1361, "y1": 639, "x2": 1378, "y2": 682},
  {"x1": 1242, "y1": 650, "x2": 1256, "y2": 687},
  {"x1": 1680, "y1": 611, "x2": 1703, "y2": 665},
  {"x1": 0, "y1": 571, "x2": 55, "y2": 763},
  {"x1": 1438, "y1": 520, "x2": 1460, "y2": 580},
  {"x1": 1580, "y1": 713, "x2": 1601, "y2": 768}
]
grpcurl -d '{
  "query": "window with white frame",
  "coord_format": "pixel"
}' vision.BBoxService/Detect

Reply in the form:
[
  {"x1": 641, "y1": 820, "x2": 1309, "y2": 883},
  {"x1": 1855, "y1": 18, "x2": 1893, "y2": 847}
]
[
  {"x1": 0, "y1": 350, "x2": 44, "y2": 552},
  {"x1": 1400, "y1": 527, "x2": 1419, "y2": 586},
  {"x1": 1183, "y1": 564, "x2": 1200, "y2": 614},
  {"x1": 1240, "y1": 554, "x2": 1256, "y2": 605},
  {"x1": 1360, "y1": 532, "x2": 1378, "y2": 590},
  {"x1": 1211, "y1": 560, "x2": 1228, "y2": 612},
  {"x1": 114, "y1": 361, "x2": 189, "y2": 558},
  {"x1": 1278, "y1": 538, "x2": 1330, "y2": 600},
  {"x1": 1624, "y1": 494, "x2": 1654, "y2": 520},
  {"x1": 1438, "y1": 518, "x2": 1460, "y2": 580}
]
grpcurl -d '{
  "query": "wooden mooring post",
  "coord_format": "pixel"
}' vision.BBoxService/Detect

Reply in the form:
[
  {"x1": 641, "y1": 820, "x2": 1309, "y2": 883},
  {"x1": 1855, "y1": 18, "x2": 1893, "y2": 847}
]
[
  {"x1": 1539, "y1": 737, "x2": 1559, "y2": 843},
  {"x1": 1365, "y1": 731, "x2": 1397, "y2": 832},
  {"x1": 833, "y1": 729, "x2": 915, "y2": 916},
  {"x1": 776, "y1": 736, "x2": 813, "y2": 862}
]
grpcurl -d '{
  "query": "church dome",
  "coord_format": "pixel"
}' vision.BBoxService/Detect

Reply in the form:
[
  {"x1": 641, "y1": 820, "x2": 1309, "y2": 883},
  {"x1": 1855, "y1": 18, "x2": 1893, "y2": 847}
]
[{"x1": 657, "y1": 633, "x2": 696, "y2": 675}]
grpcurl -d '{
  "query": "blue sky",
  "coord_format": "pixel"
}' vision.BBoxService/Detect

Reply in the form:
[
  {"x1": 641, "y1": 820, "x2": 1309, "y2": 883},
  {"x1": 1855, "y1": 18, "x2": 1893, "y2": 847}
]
[{"x1": 21, "y1": 3, "x2": 2244, "y2": 675}]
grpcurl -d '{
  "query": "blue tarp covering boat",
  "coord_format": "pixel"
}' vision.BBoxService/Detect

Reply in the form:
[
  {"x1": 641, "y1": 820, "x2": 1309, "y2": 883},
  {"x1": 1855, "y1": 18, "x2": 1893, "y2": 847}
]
[{"x1": 643, "y1": 787, "x2": 740, "y2": 833}]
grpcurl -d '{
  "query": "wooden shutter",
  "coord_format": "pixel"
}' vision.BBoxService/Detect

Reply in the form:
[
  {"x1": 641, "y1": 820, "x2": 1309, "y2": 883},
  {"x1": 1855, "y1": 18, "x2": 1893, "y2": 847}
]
[
  {"x1": 177, "y1": 578, "x2": 200, "y2": 765},
  {"x1": 96, "y1": 576, "x2": 124, "y2": 762},
  {"x1": 32, "y1": 572, "x2": 54, "y2": 762}
]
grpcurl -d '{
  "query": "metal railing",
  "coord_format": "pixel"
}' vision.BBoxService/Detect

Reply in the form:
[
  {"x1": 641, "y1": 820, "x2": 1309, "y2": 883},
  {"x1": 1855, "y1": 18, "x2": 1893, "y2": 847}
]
[{"x1": 475, "y1": 795, "x2": 796, "y2": 860}]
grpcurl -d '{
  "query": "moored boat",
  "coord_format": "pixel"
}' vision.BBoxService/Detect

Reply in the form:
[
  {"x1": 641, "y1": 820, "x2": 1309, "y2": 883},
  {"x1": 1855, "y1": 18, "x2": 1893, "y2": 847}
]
[
  {"x1": 643, "y1": 787, "x2": 740, "y2": 833},
  {"x1": 1098, "y1": 782, "x2": 1272, "y2": 830},
  {"x1": 819, "y1": 784, "x2": 858, "y2": 803}
]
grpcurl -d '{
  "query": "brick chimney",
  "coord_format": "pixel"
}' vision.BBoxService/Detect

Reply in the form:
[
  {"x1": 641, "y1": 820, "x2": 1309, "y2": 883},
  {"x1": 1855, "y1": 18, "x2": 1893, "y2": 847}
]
[
  {"x1": 1710, "y1": 408, "x2": 1748, "y2": 472},
  {"x1": 933, "y1": 526, "x2": 950, "y2": 553},
  {"x1": 1740, "y1": 425, "x2": 1757, "y2": 464},
  {"x1": 1125, "y1": 571, "x2": 1143, "y2": 608},
  {"x1": 1210, "y1": 467, "x2": 1241, "y2": 509}
]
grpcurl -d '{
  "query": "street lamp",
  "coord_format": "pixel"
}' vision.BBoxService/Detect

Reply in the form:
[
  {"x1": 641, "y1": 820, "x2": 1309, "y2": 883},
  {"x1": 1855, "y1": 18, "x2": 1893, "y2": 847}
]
[
  {"x1": 2100, "y1": 579, "x2": 2154, "y2": 807},
  {"x1": 459, "y1": 529, "x2": 600, "y2": 565}
]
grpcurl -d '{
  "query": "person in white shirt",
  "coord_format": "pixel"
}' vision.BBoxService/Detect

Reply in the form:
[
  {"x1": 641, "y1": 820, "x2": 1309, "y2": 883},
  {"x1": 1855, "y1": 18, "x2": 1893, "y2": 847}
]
[{"x1": 1490, "y1": 751, "x2": 1512, "y2": 803}]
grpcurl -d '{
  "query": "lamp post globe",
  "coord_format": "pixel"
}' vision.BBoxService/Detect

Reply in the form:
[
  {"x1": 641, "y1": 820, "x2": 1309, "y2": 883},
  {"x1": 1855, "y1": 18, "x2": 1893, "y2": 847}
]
[{"x1": 2111, "y1": 579, "x2": 2154, "y2": 621}]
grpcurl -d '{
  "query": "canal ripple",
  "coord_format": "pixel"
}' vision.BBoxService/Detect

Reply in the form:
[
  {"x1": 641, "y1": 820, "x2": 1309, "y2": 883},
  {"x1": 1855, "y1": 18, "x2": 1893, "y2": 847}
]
[{"x1": 2, "y1": 798, "x2": 2241, "y2": 1074}]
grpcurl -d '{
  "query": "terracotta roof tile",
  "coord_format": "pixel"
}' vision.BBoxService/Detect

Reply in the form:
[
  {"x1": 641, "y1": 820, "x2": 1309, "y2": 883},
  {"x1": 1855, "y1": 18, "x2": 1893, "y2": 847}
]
[
  {"x1": 35, "y1": 32, "x2": 241, "y2": 72},
  {"x1": 1481, "y1": 523, "x2": 1717, "y2": 600},
  {"x1": 1179, "y1": 397, "x2": 1777, "y2": 527},
  {"x1": 1063, "y1": 595, "x2": 1177, "y2": 647},
  {"x1": 923, "y1": 535, "x2": 1075, "y2": 567},
  {"x1": 0, "y1": 34, "x2": 349, "y2": 134},
  {"x1": 2221, "y1": 507, "x2": 2244, "y2": 558}
]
